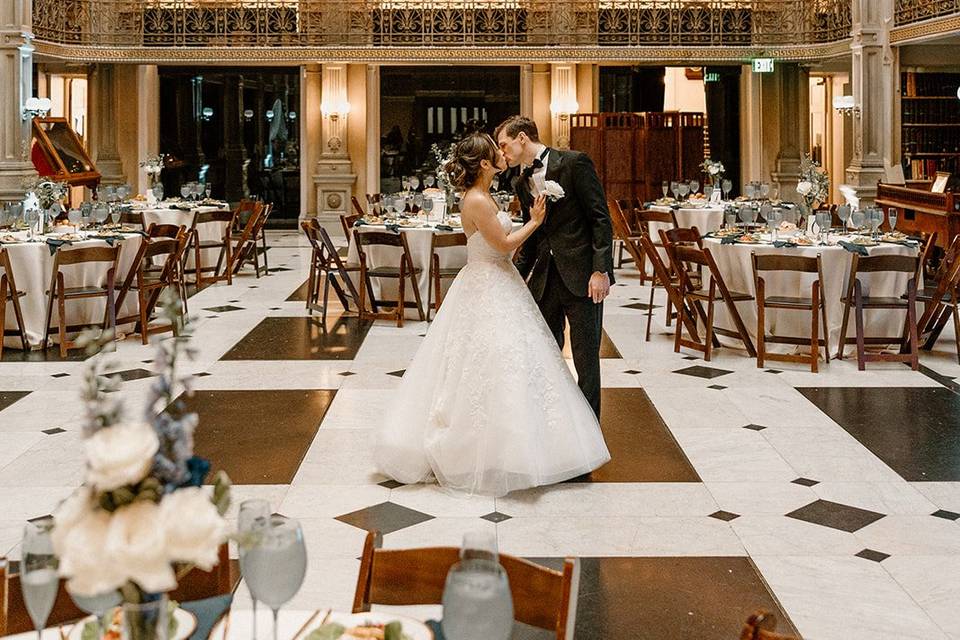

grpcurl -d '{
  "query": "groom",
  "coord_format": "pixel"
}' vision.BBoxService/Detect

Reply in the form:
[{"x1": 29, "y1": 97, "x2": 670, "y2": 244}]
[{"x1": 495, "y1": 116, "x2": 614, "y2": 419}]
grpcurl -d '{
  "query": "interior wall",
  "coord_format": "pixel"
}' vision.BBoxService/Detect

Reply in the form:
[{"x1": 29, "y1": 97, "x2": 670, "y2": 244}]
[
  {"x1": 347, "y1": 63, "x2": 368, "y2": 204},
  {"x1": 663, "y1": 67, "x2": 706, "y2": 112}
]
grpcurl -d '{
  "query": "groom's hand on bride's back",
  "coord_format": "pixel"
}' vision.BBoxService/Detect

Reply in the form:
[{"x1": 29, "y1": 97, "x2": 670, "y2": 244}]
[{"x1": 588, "y1": 271, "x2": 610, "y2": 304}]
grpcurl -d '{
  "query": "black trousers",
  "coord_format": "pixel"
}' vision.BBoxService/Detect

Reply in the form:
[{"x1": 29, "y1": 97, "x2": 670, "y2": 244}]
[{"x1": 536, "y1": 259, "x2": 603, "y2": 419}]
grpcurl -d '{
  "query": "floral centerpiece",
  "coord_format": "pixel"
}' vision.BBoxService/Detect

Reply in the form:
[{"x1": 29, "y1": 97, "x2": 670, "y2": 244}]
[
  {"x1": 52, "y1": 292, "x2": 230, "y2": 638},
  {"x1": 139, "y1": 154, "x2": 167, "y2": 191},
  {"x1": 796, "y1": 154, "x2": 830, "y2": 210},
  {"x1": 700, "y1": 159, "x2": 725, "y2": 186},
  {"x1": 23, "y1": 177, "x2": 69, "y2": 230},
  {"x1": 429, "y1": 142, "x2": 455, "y2": 190}
]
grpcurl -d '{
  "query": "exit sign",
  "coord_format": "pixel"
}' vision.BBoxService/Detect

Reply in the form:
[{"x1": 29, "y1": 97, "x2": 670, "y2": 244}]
[
  {"x1": 753, "y1": 58, "x2": 775, "y2": 73},
  {"x1": 704, "y1": 72, "x2": 721, "y2": 83}
]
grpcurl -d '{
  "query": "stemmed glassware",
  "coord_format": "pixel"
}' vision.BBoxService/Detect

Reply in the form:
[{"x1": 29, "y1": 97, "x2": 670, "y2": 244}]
[
  {"x1": 721, "y1": 179, "x2": 732, "y2": 201},
  {"x1": 744, "y1": 183, "x2": 756, "y2": 201},
  {"x1": 401, "y1": 176, "x2": 411, "y2": 195},
  {"x1": 670, "y1": 181, "x2": 679, "y2": 201},
  {"x1": 739, "y1": 204, "x2": 756, "y2": 227},
  {"x1": 837, "y1": 204, "x2": 851, "y2": 232},
  {"x1": 850, "y1": 208, "x2": 866, "y2": 234},
  {"x1": 677, "y1": 182, "x2": 690, "y2": 201},
  {"x1": 760, "y1": 182, "x2": 771, "y2": 200},
  {"x1": 205, "y1": 182, "x2": 213, "y2": 199},
  {"x1": 767, "y1": 207, "x2": 781, "y2": 242},
  {"x1": 422, "y1": 197, "x2": 435, "y2": 220},
  {"x1": 153, "y1": 183, "x2": 165, "y2": 202},
  {"x1": 239, "y1": 499, "x2": 271, "y2": 640},
  {"x1": 689, "y1": 180, "x2": 699, "y2": 197},
  {"x1": 25, "y1": 208, "x2": 40, "y2": 240},
  {"x1": 868, "y1": 207, "x2": 884, "y2": 240},
  {"x1": 815, "y1": 210, "x2": 832, "y2": 244},
  {"x1": 243, "y1": 515, "x2": 307, "y2": 640},
  {"x1": 704, "y1": 184, "x2": 715, "y2": 202},
  {"x1": 425, "y1": 175, "x2": 436, "y2": 189},
  {"x1": 724, "y1": 206, "x2": 738, "y2": 229},
  {"x1": 888, "y1": 207, "x2": 899, "y2": 233},
  {"x1": 410, "y1": 175, "x2": 420, "y2": 192},
  {"x1": 180, "y1": 184, "x2": 190, "y2": 200},
  {"x1": 71, "y1": 589, "x2": 122, "y2": 640},
  {"x1": 21, "y1": 518, "x2": 60, "y2": 640},
  {"x1": 442, "y1": 532, "x2": 513, "y2": 640},
  {"x1": 661, "y1": 181, "x2": 669, "y2": 198}
]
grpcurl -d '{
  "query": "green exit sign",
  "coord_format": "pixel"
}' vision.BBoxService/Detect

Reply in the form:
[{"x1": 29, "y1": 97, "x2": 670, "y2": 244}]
[
  {"x1": 753, "y1": 58, "x2": 775, "y2": 73},
  {"x1": 704, "y1": 72, "x2": 721, "y2": 83}
]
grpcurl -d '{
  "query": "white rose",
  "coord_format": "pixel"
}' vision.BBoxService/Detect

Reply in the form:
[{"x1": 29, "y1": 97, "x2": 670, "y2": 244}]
[
  {"x1": 708, "y1": 165, "x2": 720, "y2": 175},
  {"x1": 542, "y1": 180, "x2": 565, "y2": 201},
  {"x1": 58, "y1": 509, "x2": 127, "y2": 597},
  {"x1": 85, "y1": 422, "x2": 158, "y2": 492},
  {"x1": 51, "y1": 486, "x2": 94, "y2": 554},
  {"x1": 104, "y1": 501, "x2": 176, "y2": 593},
  {"x1": 796, "y1": 180, "x2": 813, "y2": 196},
  {"x1": 160, "y1": 487, "x2": 226, "y2": 571}
]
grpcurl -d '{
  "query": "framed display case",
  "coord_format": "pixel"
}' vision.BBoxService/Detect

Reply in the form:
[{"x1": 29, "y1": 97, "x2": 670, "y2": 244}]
[{"x1": 30, "y1": 117, "x2": 100, "y2": 188}]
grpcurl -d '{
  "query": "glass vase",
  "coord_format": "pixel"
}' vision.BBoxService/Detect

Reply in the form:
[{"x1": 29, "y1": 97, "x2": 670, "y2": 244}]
[{"x1": 121, "y1": 596, "x2": 169, "y2": 640}]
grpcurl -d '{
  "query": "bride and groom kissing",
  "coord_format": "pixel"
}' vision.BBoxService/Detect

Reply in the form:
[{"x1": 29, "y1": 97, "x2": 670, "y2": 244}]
[{"x1": 374, "y1": 115, "x2": 615, "y2": 497}]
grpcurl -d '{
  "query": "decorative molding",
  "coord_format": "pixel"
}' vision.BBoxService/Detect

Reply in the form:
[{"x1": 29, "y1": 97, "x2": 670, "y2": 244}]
[
  {"x1": 890, "y1": 11, "x2": 960, "y2": 43},
  {"x1": 894, "y1": 0, "x2": 960, "y2": 27}
]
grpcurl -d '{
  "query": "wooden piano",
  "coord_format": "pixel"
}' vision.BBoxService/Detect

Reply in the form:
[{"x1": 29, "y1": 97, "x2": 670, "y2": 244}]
[{"x1": 876, "y1": 181, "x2": 959, "y2": 248}]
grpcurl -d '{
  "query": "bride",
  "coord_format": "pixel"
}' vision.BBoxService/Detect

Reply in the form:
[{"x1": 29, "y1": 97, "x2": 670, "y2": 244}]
[{"x1": 373, "y1": 132, "x2": 610, "y2": 497}]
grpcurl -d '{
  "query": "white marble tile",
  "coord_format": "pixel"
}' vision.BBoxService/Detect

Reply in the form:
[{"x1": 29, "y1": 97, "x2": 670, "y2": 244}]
[
  {"x1": 196, "y1": 361, "x2": 346, "y2": 390},
  {"x1": 669, "y1": 428, "x2": 799, "y2": 482},
  {"x1": 912, "y1": 482, "x2": 960, "y2": 514},
  {"x1": 763, "y1": 426, "x2": 903, "y2": 483},
  {"x1": 383, "y1": 517, "x2": 496, "y2": 550},
  {"x1": 224, "y1": 484, "x2": 291, "y2": 519},
  {"x1": 705, "y1": 481, "x2": 818, "y2": 516},
  {"x1": 811, "y1": 482, "x2": 938, "y2": 516},
  {"x1": 320, "y1": 388, "x2": 398, "y2": 430},
  {"x1": 0, "y1": 519, "x2": 24, "y2": 557},
  {"x1": 644, "y1": 386, "x2": 752, "y2": 428},
  {"x1": 280, "y1": 484, "x2": 390, "y2": 519},
  {"x1": 389, "y1": 484, "x2": 495, "y2": 518},
  {"x1": 297, "y1": 517, "x2": 370, "y2": 559},
  {"x1": 0, "y1": 432, "x2": 44, "y2": 470},
  {"x1": 752, "y1": 555, "x2": 948, "y2": 640},
  {"x1": 495, "y1": 482, "x2": 718, "y2": 517},
  {"x1": 730, "y1": 515, "x2": 864, "y2": 556},
  {"x1": 882, "y1": 555, "x2": 960, "y2": 638},
  {"x1": 293, "y1": 429, "x2": 386, "y2": 485},
  {"x1": 0, "y1": 432, "x2": 86, "y2": 486},
  {"x1": 0, "y1": 486, "x2": 75, "y2": 522},
  {"x1": 723, "y1": 385, "x2": 840, "y2": 428},
  {"x1": 854, "y1": 515, "x2": 960, "y2": 556}
]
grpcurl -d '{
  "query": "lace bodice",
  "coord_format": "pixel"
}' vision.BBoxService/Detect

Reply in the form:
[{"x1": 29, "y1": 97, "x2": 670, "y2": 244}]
[{"x1": 466, "y1": 210, "x2": 513, "y2": 264}]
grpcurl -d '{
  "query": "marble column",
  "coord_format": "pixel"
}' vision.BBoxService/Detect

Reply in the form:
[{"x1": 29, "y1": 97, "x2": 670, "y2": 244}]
[
  {"x1": 313, "y1": 63, "x2": 356, "y2": 228},
  {"x1": 364, "y1": 64, "x2": 380, "y2": 207},
  {"x1": 520, "y1": 64, "x2": 533, "y2": 119},
  {"x1": 223, "y1": 74, "x2": 247, "y2": 201},
  {"x1": 0, "y1": 0, "x2": 36, "y2": 201},
  {"x1": 771, "y1": 62, "x2": 810, "y2": 203},
  {"x1": 845, "y1": 0, "x2": 896, "y2": 204},
  {"x1": 89, "y1": 63, "x2": 125, "y2": 185}
]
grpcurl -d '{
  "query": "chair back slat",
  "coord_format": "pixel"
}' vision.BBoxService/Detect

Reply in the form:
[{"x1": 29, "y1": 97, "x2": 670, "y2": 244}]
[
  {"x1": 431, "y1": 232, "x2": 468, "y2": 249},
  {"x1": 119, "y1": 211, "x2": 144, "y2": 226},
  {"x1": 143, "y1": 237, "x2": 182, "y2": 261},
  {"x1": 852, "y1": 253, "x2": 919, "y2": 274},
  {"x1": 147, "y1": 223, "x2": 186, "y2": 239},
  {"x1": 753, "y1": 253, "x2": 820, "y2": 274},
  {"x1": 351, "y1": 196, "x2": 366, "y2": 217},
  {"x1": 356, "y1": 230, "x2": 404, "y2": 247},
  {"x1": 661, "y1": 226, "x2": 703, "y2": 247},
  {"x1": 671, "y1": 243, "x2": 709, "y2": 268},
  {"x1": 340, "y1": 214, "x2": 360, "y2": 239},
  {"x1": 195, "y1": 210, "x2": 235, "y2": 226},
  {"x1": 54, "y1": 245, "x2": 120, "y2": 266}
]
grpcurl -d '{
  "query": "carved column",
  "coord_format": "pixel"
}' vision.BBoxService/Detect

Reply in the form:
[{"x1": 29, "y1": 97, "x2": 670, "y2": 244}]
[
  {"x1": 845, "y1": 0, "x2": 895, "y2": 205},
  {"x1": 0, "y1": 0, "x2": 35, "y2": 201},
  {"x1": 520, "y1": 64, "x2": 533, "y2": 119},
  {"x1": 771, "y1": 62, "x2": 810, "y2": 203},
  {"x1": 313, "y1": 63, "x2": 356, "y2": 227},
  {"x1": 89, "y1": 63, "x2": 125, "y2": 185},
  {"x1": 550, "y1": 64, "x2": 578, "y2": 150},
  {"x1": 223, "y1": 74, "x2": 246, "y2": 201}
]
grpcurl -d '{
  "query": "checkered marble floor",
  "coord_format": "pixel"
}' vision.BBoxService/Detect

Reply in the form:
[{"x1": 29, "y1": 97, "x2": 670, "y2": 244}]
[{"x1": 3, "y1": 230, "x2": 960, "y2": 639}]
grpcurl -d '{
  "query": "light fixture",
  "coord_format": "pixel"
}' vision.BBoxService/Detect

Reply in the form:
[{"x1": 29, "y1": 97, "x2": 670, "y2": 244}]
[
  {"x1": 201, "y1": 107, "x2": 214, "y2": 122},
  {"x1": 265, "y1": 109, "x2": 275, "y2": 122},
  {"x1": 22, "y1": 96, "x2": 52, "y2": 120},
  {"x1": 832, "y1": 95, "x2": 861, "y2": 117},
  {"x1": 243, "y1": 109, "x2": 254, "y2": 122},
  {"x1": 287, "y1": 110, "x2": 297, "y2": 121},
  {"x1": 549, "y1": 97, "x2": 580, "y2": 117},
  {"x1": 320, "y1": 99, "x2": 351, "y2": 121},
  {"x1": 956, "y1": 85, "x2": 960, "y2": 100}
]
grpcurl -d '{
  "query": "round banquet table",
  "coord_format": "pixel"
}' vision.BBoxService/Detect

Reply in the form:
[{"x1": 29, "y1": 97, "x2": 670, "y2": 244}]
[
  {"x1": 702, "y1": 236, "x2": 920, "y2": 353},
  {"x1": 1, "y1": 231, "x2": 144, "y2": 348}
]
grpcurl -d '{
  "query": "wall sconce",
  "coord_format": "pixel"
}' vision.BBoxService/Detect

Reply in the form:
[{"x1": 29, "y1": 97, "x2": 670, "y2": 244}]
[
  {"x1": 832, "y1": 95, "x2": 861, "y2": 117},
  {"x1": 320, "y1": 100, "x2": 351, "y2": 122},
  {"x1": 550, "y1": 97, "x2": 579, "y2": 149},
  {"x1": 201, "y1": 107, "x2": 214, "y2": 122},
  {"x1": 287, "y1": 111, "x2": 297, "y2": 122},
  {"x1": 22, "y1": 97, "x2": 52, "y2": 121},
  {"x1": 243, "y1": 109, "x2": 254, "y2": 122},
  {"x1": 265, "y1": 109, "x2": 275, "y2": 122}
]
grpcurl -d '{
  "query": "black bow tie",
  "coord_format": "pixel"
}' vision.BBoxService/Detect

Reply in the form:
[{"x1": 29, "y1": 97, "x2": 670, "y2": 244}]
[{"x1": 520, "y1": 158, "x2": 543, "y2": 180}]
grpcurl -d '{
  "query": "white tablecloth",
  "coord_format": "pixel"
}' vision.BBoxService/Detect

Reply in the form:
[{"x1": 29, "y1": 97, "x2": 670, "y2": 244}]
[
  {"x1": 702, "y1": 237, "x2": 919, "y2": 351},
  {"x1": 139, "y1": 205, "x2": 229, "y2": 270},
  {"x1": 643, "y1": 204, "x2": 725, "y2": 276},
  {"x1": 2, "y1": 232, "x2": 144, "y2": 348}
]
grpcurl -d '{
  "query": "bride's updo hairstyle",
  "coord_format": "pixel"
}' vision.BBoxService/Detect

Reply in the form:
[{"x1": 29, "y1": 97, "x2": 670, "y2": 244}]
[{"x1": 443, "y1": 132, "x2": 498, "y2": 190}]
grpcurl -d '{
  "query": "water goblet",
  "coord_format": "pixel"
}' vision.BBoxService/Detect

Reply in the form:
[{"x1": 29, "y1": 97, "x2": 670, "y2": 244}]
[
  {"x1": 410, "y1": 175, "x2": 420, "y2": 191},
  {"x1": 425, "y1": 174, "x2": 436, "y2": 189},
  {"x1": 422, "y1": 198, "x2": 435, "y2": 219},
  {"x1": 442, "y1": 533, "x2": 513, "y2": 640},
  {"x1": 153, "y1": 183, "x2": 164, "y2": 202},
  {"x1": 180, "y1": 184, "x2": 190, "y2": 200},
  {"x1": 243, "y1": 515, "x2": 307, "y2": 640},
  {"x1": 760, "y1": 182, "x2": 771, "y2": 200},
  {"x1": 704, "y1": 184, "x2": 715, "y2": 201},
  {"x1": 24, "y1": 208, "x2": 40, "y2": 239},
  {"x1": 239, "y1": 499, "x2": 271, "y2": 640},
  {"x1": 767, "y1": 207, "x2": 781, "y2": 242},
  {"x1": 68, "y1": 208, "x2": 82, "y2": 228},
  {"x1": 70, "y1": 590, "x2": 121, "y2": 640},
  {"x1": 815, "y1": 210, "x2": 831, "y2": 244},
  {"x1": 870, "y1": 207, "x2": 884, "y2": 239},
  {"x1": 103, "y1": 185, "x2": 117, "y2": 203},
  {"x1": 850, "y1": 208, "x2": 866, "y2": 234},
  {"x1": 744, "y1": 183, "x2": 756, "y2": 201},
  {"x1": 661, "y1": 181, "x2": 669, "y2": 198},
  {"x1": 724, "y1": 206, "x2": 738, "y2": 229},
  {"x1": 888, "y1": 207, "x2": 898, "y2": 233},
  {"x1": 837, "y1": 204, "x2": 851, "y2": 231},
  {"x1": 689, "y1": 180, "x2": 699, "y2": 197},
  {"x1": 677, "y1": 183, "x2": 690, "y2": 201},
  {"x1": 21, "y1": 517, "x2": 59, "y2": 640},
  {"x1": 721, "y1": 179, "x2": 732, "y2": 200},
  {"x1": 759, "y1": 202, "x2": 772, "y2": 225},
  {"x1": 670, "y1": 181, "x2": 679, "y2": 201},
  {"x1": 110, "y1": 206, "x2": 121, "y2": 226},
  {"x1": 401, "y1": 176, "x2": 411, "y2": 194}
]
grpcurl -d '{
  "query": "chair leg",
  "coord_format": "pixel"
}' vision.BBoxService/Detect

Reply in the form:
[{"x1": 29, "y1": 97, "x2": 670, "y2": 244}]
[
  {"x1": 0, "y1": 278, "x2": 6, "y2": 358},
  {"x1": 836, "y1": 297, "x2": 851, "y2": 360},
  {"x1": 140, "y1": 288, "x2": 150, "y2": 345},
  {"x1": 306, "y1": 257, "x2": 316, "y2": 315},
  {"x1": 253, "y1": 242, "x2": 261, "y2": 278},
  {"x1": 673, "y1": 291, "x2": 684, "y2": 354},
  {"x1": 645, "y1": 280, "x2": 655, "y2": 342},
  {"x1": 952, "y1": 302, "x2": 960, "y2": 365},
  {"x1": 854, "y1": 280, "x2": 866, "y2": 371},
  {"x1": 908, "y1": 282, "x2": 920, "y2": 371},
  {"x1": 756, "y1": 299, "x2": 766, "y2": 369},
  {"x1": 322, "y1": 271, "x2": 331, "y2": 326},
  {"x1": 358, "y1": 265, "x2": 367, "y2": 322},
  {"x1": 57, "y1": 280, "x2": 67, "y2": 358},
  {"x1": 407, "y1": 257, "x2": 426, "y2": 322},
  {"x1": 704, "y1": 298, "x2": 715, "y2": 362},
  {"x1": 261, "y1": 233, "x2": 269, "y2": 273},
  {"x1": 426, "y1": 260, "x2": 435, "y2": 322},
  {"x1": 397, "y1": 266, "x2": 406, "y2": 329},
  {"x1": 811, "y1": 284, "x2": 820, "y2": 374}
]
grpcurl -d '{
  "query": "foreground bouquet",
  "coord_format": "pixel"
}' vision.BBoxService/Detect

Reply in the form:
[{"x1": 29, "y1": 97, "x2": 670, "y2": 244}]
[
  {"x1": 796, "y1": 154, "x2": 830, "y2": 209},
  {"x1": 52, "y1": 291, "x2": 231, "y2": 602}
]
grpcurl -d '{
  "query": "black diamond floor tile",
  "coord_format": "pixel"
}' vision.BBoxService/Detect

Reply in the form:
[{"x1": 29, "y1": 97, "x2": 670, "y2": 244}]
[
  {"x1": 377, "y1": 479, "x2": 403, "y2": 489},
  {"x1": 335, "y1": 501, "x2": 434, "y2": 535},
  {"x1": 672, "y1": 365, "x2": 733, "y2": 379},
  {"x1": 338, "y1": 371, "x2": 357, "y2": 377},
  {"x1": 743, "y1": 424, "x2": 767, "y2": 431},
  {"x1": 786, "y1": 499, "x2": 885, "y2": 533},
  {"x1": 387, "y1": 370, "x2": 406, "y2": 378},
  {"x1": 0, "y1": 391, "x2": 31, "y2": 412},
  {"x1": 621, "y1": 302, "x2": 659, "y2": 311},
  {"x1": 202, "y1": 305, "x2": 244, "y2": 313},
  {"x1": 708, "y1": 510, "x2": 740, "y2": 522},
  {"x1": 480, "y1": 511, "x2": 512, "y2": 524},
  {"x1": 194, "y1": 372, "x2": 212, "y2": 377},
  {"x1": 683, "y1": 356, "x2": 699, "y2": 361},
  {"x1": 623, "y1": 369, "x2": 641, "y2": 375},
  {"x1": 931, "y1": 509, "x2": 960, "y2": 521},
  {"x1": 708, "y1": 385, "x2": 727, "y2": 390},
  {"x1": 102, "y1": 368, "x2": 156, "y2": 382},
  {"x1": 42, "y1": 427, "x2": 66, "y2": 435},
  {"x1": 792, "y1": 477, "x2": 820, "y2": 487},
  {"x1": 855, "y1": 549, "x2": 891, "y2": 562},
  {"x1": 51, "y1": 373, "x2": 70, "y2": 378},
  {"x1": 765, "y1": 369, "x2": 783, "y2": 374}
]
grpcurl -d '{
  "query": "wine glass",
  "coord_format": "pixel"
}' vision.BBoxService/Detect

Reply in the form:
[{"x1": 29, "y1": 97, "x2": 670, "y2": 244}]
[
  {"x1": 689, "y1": 180, "x2": 699, "y2": 197},
  {"x1": 192, "y1": 182, "x2": 204, "y2": 201},
  {"x1": 740, "y1": 204, "x2": 756, "y2": 226},
  {"x1": 721, "y1": 179, "x2": 732, "y2": 200},
  {"x1": 243, "y1": 516, "x2": 307, "y2": 640},
  {"x1": 21, "y1": 518, "x2": 59, "y2": 640},
  {"x1": 704, "y1": 184, "x2": 715, "y2": 202},
  {"x1": 410, "y1": 175, "x2": 420, "y2": 192},
  {"x1": 180, "y1": 184, "x2": 190, "y2": 200},
  {"x1": 670, "y1": 181, "x2": 679, "y2": 201},
  {"x1": 837, "y1": 204, "x2": 851, "y2": 231},
  {"x1": 239, "y1": 499, "x2": 271, "y2": 640},
  {"x1": 744, "y1": 183, "x2": 756, "y2": 201},
  {"x1": 24, "y1": 208, "x2": 40, "y2": 239},
  {"x1": 205, "y1": 182, "x2": 213, "y2": 199},
  {"x1": 93, "y1": 203, "x2": 109, "y2": 228},
  {"x1": 725, "y1": 206, "x2": 738, "y2": 229},
  {"x1": 401, "y1": 176, "x2": 411, "y2": 194},
  {"x1": 815, "y1": 210, "x2": 832, "y2": 244},
  {"x1": 869, "y1": 207, "x2": 884, "y2": 239},
  {"x1": 425, "y1": 174, "x2": 436, "y2": 189},
  {"x1": 68, "y1": 208, "x2": 82, "y2": 229},
  {"x1": 70, "y1": 589, "x2": 121, "y2": 640},
  {"x1": 110, "y1": 207, "x2": 121, "y2": 226},
  {"x1": 677, "y1": 183, "x2": 690, "y2": 201},
  {"x1": 767, "y1": 207, "x2": 781, "y2": 242},
  {"x1": 851, "y1": 208, "x2": 866, "y2": 233},
  {"x1": 888, "y1": 207, "x2": 898, "y2": 233},
  {"x1": 760, "y1": 182, "x2": 771, "y2": 200},
  {"x1": 422, "y1": 197, "x2": 435, "y2": 220},
  {"x1": 442, "y1": 534, "x2": 513, "y2": 640},
  {"x1": 103, "y1": 186, "x2": 116, "y2": 203},
  {"x1": 661, "y1": 181, "x2": 669, "y2": 198},
  {"x1": 153, "y1": 183, "x2": 164, "y2": 202}
]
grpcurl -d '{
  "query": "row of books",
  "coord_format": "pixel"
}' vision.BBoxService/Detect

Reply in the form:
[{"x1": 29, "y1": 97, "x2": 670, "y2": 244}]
[
  {"x1": 901, "y1": 71, "x2": 960, "y2": 97},
  {"x1": 902, "y1": 127, "x2": 960, "y2": 153},
  {"x1": 902, "y1": 99, "x2": 960, "y2": 124},
  {"x1": 907, "y1": 157, "x2": 959, "y2": 181}
]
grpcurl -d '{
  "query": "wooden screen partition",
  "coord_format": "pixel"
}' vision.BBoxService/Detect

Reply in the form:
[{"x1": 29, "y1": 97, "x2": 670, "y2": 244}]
[{"x1": 570, "y1": 111, "x2": 705, "y2": 204}]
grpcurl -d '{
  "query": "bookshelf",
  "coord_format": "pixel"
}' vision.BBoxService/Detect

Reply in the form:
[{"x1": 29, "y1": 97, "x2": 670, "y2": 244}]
[{"x1": 900, "y1": 71, "x2": 960, "y2": 181}]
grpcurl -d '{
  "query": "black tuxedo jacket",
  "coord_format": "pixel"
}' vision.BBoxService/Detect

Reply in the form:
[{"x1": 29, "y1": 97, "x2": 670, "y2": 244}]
[{"x1": 513, "y1": 148, "x2": 615, "y2": 300}]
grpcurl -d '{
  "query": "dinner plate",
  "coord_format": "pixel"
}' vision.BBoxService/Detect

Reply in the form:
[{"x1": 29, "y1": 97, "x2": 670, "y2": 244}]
[
  {"x1": 68, "y1": 607, "x2": 197, "y2": 640},
  {"x1": 317, "y1": 611, "x2": 434, "y2": 640}
]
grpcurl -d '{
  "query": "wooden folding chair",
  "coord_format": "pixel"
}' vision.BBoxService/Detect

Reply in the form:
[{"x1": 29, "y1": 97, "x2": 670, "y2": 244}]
[
  {"x1": 351, "y1": 195, "x2": 367, "y2": 218},
  {"x1": 146, "y1": 223, "x2": 190, "y2": 313},
  {"x1": 427, "y1": 231, "x2": 467, "y2": 321},
  {"x1": 252, "y1": 202, "x2": 274, "y2": 274},
  {"x1": 912, "y1": 234, "x2": 960, "y2": 362},
  {"x1": 116, "y1": 235, "x2": 186, "y2": 344},
  {"x1": 340, "y1": 213, "x2": 360, "y2": 241},
  {"x1": 662, "y1": 232, "x2": 755, "y2": 360},
  {"x1": 233, "y1": 203, "x2": 272, "y2": 278},
  {"x1": 353, "y1": 531, "x2": 578, "y2": 640},
  {"x1": 752, "y1": 253, "x2": 829, "y2": 373},
  {"x1": 42, "y1": 245, "x2": 120, "y2": 357},
  {"x1": 118, "y1": 210, "x2": 145, "y2": 226},
  {"x1": 191, "y1": 209, "x2": 238, "y2": 287},
  {"x1": 301, "y1": 218, "x2": 363, "y2": 323},
  {"x1": 740, "y1": 610, "x2": 799, "y2": 640},
  {"x1": 353, "y1": 229, "x2": 425, "y2": 328},
  {"x1": 836, "y1": 253, "x2": 920, "y2": 370},
  {"x1": 0, "y1": 248, "x2": 29, "y2": 356}
]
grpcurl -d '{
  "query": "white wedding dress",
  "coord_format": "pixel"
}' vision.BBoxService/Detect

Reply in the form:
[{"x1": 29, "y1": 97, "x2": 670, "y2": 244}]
[{"x1": 374, "y1": 210, "x2": 611, "y2": 497}]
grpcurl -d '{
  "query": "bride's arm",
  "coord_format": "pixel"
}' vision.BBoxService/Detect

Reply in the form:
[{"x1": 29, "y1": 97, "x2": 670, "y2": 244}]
[{"x1": 464, "y1": 192, "x2": 546, "y2": 254}]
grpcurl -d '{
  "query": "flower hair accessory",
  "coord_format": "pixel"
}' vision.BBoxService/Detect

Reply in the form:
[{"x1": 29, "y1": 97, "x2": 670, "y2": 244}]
[{"x1": 542, "y1": 180, "x2": 565, "y2": 202}]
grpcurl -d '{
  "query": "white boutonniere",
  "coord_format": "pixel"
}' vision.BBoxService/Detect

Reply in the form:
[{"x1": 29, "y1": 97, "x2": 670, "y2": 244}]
[{"x1": 543, "y1": 180, "x2": 565, "y2": 202}]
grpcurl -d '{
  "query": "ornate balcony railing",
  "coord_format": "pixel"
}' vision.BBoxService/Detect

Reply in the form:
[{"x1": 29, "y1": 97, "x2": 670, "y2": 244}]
[
  {"x1": 895, "y1": 0, "x2": 960, "y2": 26},
  {"x1": 31, "y1": 0, "x2": 852, "y2": 52}
]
